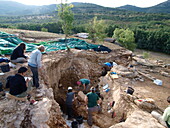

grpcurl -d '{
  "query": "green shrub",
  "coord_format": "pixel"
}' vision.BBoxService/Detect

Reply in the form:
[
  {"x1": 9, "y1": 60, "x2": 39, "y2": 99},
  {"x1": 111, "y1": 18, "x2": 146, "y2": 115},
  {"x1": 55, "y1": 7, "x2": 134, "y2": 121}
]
[
  {"x1": 41, "y1": 28, "x2": 48, "y2": 32},
  {"x1": 143, "y1": 52, "x2": 150, "y2": 59}
]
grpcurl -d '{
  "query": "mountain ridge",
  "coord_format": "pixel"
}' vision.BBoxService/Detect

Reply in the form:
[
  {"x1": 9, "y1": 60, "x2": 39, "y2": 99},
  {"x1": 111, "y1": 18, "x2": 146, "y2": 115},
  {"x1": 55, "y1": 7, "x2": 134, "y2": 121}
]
[
  {"x1": 0, "y1": 1, "x2": 169, "y2": 16},
  {"x1": 118, "y1": 0, "x2": 170, "y2": 13}
]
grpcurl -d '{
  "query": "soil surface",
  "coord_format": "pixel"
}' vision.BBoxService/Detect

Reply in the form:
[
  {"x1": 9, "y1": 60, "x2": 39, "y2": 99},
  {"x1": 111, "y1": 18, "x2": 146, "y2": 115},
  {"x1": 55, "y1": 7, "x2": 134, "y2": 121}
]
[
  {"x1": 134, "y1": 49, "x2": 170, "y2": 64},
  {"x1": 1, "y1": 28, "x2": 170, "y2": 111},
  {"x1": 130, "y1": 71, "x2": 169, "y2": 109}
]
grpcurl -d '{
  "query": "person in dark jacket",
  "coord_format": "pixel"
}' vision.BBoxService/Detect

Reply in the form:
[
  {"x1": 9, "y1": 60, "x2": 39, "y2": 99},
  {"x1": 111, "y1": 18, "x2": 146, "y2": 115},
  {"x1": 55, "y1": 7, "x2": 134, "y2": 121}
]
[
  {"x1": 66, "y1": 87, "x2": 75, "y2": 120},
  {"x1": 9, "y1": 67, "x2": 30, "y2": 98},
  {"x1": 10, "y1": 43, "x2": 27, "y2": 63}
]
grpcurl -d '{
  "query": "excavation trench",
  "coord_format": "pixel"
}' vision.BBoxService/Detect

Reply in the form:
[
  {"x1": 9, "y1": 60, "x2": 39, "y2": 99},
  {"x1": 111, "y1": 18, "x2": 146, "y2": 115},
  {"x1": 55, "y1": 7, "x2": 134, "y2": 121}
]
[
  {"x1": 45, "y1": 52, "x2": 102, "y2": 116},
  {"x1": 44, "y1": 50, "x2": 131, "y2": 127}
]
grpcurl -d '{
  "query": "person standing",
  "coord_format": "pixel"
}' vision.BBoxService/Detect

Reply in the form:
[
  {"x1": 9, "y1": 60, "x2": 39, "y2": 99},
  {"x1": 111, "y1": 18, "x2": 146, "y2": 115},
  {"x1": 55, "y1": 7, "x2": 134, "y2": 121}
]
[
  {"x1": 9, "y1": 67, "x2": 30, "y2": 98},
  {"x1": 77, "y1": 78, "x2": 90, "y2": 93},
  {"x1": 28, "y1": 45, "x2": 45, "y2": 89},
  {"x1": 163, "y1": 96, "x2": 170, "y2": 128},
  {"x1": 66, "y1": 87, "x2": 75, "y2": 120},
  {"x1": 85, "y1": 87, "x2": 101, "y2": 127},
  {"x1": 10, "y1": 43, "x2": 27, "y2": 63}
]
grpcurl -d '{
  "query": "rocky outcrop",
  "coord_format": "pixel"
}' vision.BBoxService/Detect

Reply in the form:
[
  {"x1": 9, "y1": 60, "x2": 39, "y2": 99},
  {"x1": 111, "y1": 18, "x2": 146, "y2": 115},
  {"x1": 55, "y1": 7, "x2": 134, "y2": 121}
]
[
  {"x1": 0, "y1": 87, "x2": 67, "y2": 128},
  {"x1": 110, "y1": 110, "x2": 165, "y2": 128},
  {"x1": 111, "y1": 65, "x2": 138, "y2": 78}
]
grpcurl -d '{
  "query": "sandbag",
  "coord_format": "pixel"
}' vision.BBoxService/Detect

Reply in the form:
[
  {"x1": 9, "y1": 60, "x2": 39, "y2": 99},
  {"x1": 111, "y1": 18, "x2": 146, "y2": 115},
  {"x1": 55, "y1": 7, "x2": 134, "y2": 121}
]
[{"x1": 78, "y1": 91, "x2": 86, "y2": 101}]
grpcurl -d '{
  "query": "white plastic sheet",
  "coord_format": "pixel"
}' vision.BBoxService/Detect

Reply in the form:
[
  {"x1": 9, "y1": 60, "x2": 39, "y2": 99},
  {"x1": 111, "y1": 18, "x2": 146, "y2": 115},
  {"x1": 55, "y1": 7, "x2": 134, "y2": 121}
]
[{"x1": 153, "y1": 79, "x2": 162, "y2": 86}]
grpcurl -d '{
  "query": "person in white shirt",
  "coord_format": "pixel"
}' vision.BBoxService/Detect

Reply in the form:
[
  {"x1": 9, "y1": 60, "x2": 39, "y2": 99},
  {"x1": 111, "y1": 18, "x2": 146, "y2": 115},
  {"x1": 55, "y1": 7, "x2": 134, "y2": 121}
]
[{"x1": 28, "y1": 45, "x2": 45, "y2": 88}]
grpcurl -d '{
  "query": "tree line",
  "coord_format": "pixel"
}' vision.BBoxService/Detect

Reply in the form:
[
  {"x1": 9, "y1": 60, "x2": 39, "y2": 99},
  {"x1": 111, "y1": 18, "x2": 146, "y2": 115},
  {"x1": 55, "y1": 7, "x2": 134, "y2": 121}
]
[
  {"x1": 0, "y1": 1, "x2": 170, "y2": 54},
  {"x1": 0, "y1": 21, "x2": 170, "y2": 54}
]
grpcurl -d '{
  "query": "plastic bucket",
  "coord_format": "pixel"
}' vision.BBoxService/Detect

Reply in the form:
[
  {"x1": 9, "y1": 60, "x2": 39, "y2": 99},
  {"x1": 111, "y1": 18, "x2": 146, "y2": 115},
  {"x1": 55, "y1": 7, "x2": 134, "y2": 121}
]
[
  {"x1": 76, "y1": 116, "x2": 83, "y2": 124},
  {"x1": 71, "y1": 121, "x2": 78, "y2": 128},
  {"x1": 0, "y1": 64, "x2": 10, "y2": 72},
  {"x1": 127, "y1": 87, "x2": 134, "y2": 95}
]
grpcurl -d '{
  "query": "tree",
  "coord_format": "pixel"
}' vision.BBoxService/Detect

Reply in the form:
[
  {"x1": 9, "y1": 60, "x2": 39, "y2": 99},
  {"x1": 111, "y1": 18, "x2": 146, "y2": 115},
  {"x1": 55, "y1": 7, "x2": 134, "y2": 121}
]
[
  {"x1": 105, "y1": 24, "x2": 119, "y2": 37},
  {"x1": 57, "y1": 0, "x2": 74, "y2": 47},
  {"x1": 87, "y1": 16, "x2": 107, "y2": 43},
  {"x1": 113, "y1": 28, "x2": 136, "y2": 51},
  {"x1": 41, "y1": 27, "x2": 48, "y2": 32}
]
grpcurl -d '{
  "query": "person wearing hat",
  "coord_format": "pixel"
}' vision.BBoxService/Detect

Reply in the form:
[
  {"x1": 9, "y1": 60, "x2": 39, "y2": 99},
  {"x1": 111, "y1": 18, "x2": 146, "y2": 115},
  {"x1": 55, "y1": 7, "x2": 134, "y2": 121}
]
[
  {"x1": 28, "y1": 45, "x2": 45, "y2": 89},
  {"x1": 162, "y1": 96, "x2": 170, "y2": 128},
  {"x1": 85, "y1": 87, "x2": 101, "y2": 127},
  {"x1": 77, "y1": 78, "x2": 90, "y2": 94},
  {"x1": 66, "y1": 86, "x2": 75, "y2": 120},
  {"x1": 9, "y1": 67, "x2": 31, "y2": 98}
]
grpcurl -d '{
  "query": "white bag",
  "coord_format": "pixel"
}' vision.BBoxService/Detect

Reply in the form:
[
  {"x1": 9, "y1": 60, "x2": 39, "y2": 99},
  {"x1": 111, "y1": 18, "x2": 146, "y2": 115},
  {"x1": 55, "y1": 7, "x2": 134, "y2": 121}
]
[{"x1": 153, "y1": 79, "x2": 162, "y2": 86}]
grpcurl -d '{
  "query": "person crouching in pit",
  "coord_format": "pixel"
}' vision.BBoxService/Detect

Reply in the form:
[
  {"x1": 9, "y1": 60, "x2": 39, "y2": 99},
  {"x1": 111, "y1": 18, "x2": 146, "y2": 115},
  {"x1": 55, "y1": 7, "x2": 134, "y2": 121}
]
[{"x1": 77, "y1": 78, "x2": 90, "y2": 94}]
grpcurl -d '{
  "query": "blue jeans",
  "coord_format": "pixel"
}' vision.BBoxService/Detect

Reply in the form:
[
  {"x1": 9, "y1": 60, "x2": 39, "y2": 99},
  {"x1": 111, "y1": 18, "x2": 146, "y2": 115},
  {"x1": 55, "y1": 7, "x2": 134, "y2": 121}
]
[{"x1": 28, "y1": 65, "x2": 39, "y2": 88}]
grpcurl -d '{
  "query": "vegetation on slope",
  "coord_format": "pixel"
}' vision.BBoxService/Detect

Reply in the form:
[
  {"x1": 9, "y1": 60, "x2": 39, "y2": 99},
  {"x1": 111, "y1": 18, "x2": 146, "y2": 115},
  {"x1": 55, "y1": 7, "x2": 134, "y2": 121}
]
[{"x1": 0, "y1": 2, "x2": 169, "y2": 54}]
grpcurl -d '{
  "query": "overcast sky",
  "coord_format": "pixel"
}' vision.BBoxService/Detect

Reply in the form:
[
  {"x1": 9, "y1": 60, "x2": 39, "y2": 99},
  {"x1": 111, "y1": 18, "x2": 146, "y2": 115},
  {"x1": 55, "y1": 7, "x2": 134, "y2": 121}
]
[{"x1": 10, "y1": 0, "x2": 167, "y2": 8}]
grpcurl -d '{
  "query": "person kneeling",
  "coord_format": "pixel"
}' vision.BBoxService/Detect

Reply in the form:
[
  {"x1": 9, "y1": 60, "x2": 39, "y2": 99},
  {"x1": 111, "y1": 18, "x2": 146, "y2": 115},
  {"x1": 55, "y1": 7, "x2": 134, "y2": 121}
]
[{"x1": 9, "y1": 67, "x2": 31, "y2": 98}]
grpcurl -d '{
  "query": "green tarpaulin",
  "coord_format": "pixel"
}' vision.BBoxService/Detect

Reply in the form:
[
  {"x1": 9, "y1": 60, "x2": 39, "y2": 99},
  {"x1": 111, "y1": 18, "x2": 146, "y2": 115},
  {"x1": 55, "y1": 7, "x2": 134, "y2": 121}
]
[{"x1": 0, "y1": 31, "x2": 111, "y2": 55}]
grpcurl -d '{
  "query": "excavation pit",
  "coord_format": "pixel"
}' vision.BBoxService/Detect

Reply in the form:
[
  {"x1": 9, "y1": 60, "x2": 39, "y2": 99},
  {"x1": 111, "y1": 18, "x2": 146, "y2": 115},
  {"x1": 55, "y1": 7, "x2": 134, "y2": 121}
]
[{"x1": 43, "y1": 49, "x2": 132, "y2": 127}]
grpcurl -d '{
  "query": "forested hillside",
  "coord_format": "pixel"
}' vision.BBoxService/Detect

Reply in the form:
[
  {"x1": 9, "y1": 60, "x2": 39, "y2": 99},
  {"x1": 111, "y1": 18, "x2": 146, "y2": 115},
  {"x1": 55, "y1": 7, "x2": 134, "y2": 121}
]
[
  {"x1": 0, "y1": 1, "x2": 56, "y2": 15},
  {"x1": 118, "y1": 0, "x2": 170, "y2": 13},
  {"x1": 0, "y1": 0, "x2": 170, "y2": 16},
  {"x1": 147, "y1": 0, "x2": 170, "y2": 13},
  {"x1": 0, "y1": 2, "x2": 170, "y2": 54}
]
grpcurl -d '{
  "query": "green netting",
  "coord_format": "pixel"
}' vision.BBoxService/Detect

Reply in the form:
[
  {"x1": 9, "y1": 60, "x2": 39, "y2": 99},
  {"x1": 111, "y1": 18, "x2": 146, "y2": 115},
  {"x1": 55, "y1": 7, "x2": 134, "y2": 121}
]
[
  {"x1": 0, "y1": 31, "x2": 37, "y2": 54},
  {"x1": 44, "y1": 38, "x2": 100, "y2": 52},
  {"x1": 0, "y1": 31, "x2": 110, "y2": 55}
]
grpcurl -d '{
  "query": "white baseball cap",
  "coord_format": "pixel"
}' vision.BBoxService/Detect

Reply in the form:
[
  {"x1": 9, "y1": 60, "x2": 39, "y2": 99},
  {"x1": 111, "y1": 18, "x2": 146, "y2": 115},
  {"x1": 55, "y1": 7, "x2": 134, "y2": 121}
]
[{"x1": 68, "y1": 87, "x2": 73, "y2": 90}]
